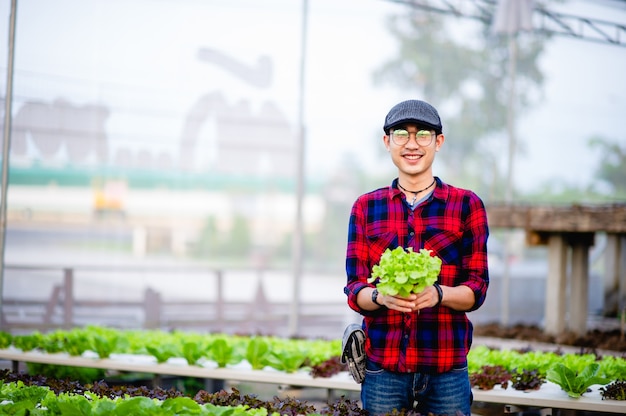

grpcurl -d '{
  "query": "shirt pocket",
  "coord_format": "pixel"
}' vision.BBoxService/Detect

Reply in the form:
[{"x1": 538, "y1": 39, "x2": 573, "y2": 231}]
[
  {"x1": 423, "y1": 226, "x2": 463, "y2": 265},
  {"x1": 366, "y1": 231, "x2": 398, "y2": 267}
]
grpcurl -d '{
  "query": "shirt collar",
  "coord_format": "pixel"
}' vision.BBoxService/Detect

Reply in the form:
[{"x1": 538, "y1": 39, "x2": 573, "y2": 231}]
[{"x1": 390, "y1": 177, "x2": 446, "y2": 202}]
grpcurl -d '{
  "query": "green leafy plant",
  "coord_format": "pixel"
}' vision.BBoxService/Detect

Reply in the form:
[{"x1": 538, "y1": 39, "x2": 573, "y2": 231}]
[
  {"x1": 0, "y1": 332, "x2": 13, "y2": 349},
  {"x1": 54, "y1": 392, "x2": 99, "y2": 416},
  {"x1": 13, "y1": 332, "x2": 43, "y2": 352},
  {"x1": 246, "y1": 337, "x2": 271, "y2": 370},
  {"x1": 368, "y1": 247, "x2": 442, "y2": 297},
  {"x1": 3, "y1": 325, "x2": 625, "y2": 388},
  {"x1": 596, "y1": 355, "x2": 626, "y2": 381},
  {"x1": 468, "y1": 346, "x2": 563, "y2": 377},
  {"x1": 181, "y1": 341, "x2": 208, "y2": 366},
  {"x1": 208, "y1": 337, "x2": 239, "y2": 368},
  {"x1": 0, "y1": 380, "x2": 51, "y2": 408},
  {"x1": 91, "y1": 333, "x2": 120, "y2": 359},
  {"x1": 112, "y1": 395, "x2": 162, "y2": 415},
  {"x1": 146, "y1": 343, "x2": 180, "y2": 364},
  {"x1": 1, "y1": 373, "x2": 371, "y2": 416},
  {"x1": 266, "y1": 347, "x2": 309, "y2": 373},
  {"x1": 40, "y1": 331, "x2": 66, "y2": 354},
  {"x1": 161, "y1": 396, "x2": 205, "y2": 413},
  {"x1": 546, "y1": 363, "x2": 611, "y2": 398},
  {"x1": 42, "y1": 391, "x2": 118, "y2": 416},
  {"x1": 301, "y1": 339, "x2": 341, "y2": 367},
  {"x1": 62, "y1": 331, "x2": 92, "y2": 356}
]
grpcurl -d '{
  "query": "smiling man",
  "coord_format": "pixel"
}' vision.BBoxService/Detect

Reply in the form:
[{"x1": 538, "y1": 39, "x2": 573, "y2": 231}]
[{"x1": 342, "y1": 99, "x2": 490, "y2": 416}]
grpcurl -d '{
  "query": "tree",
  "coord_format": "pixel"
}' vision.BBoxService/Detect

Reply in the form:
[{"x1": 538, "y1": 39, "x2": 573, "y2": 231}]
[
  {"x1": 193, "y1": 214, "x2": 252, "y2": 262},
  {"x1": 590, "y1": 136, "x2": 626, "y2": 197},
  {"x1": 515, "y1": 136, "x2": 626, "y2": 203},
  {"x1": 306, "y1": 158, "x2": 365, "y2": 271},
  {"x1": 193, "y1": 216, "x2": 220, "y2": 259},
  {"x1": 224, "y1": 215, "x2": 252, "y2": 257},
  {"x1": 373, "y1": 9, "x2": 547, "y2": 199}
]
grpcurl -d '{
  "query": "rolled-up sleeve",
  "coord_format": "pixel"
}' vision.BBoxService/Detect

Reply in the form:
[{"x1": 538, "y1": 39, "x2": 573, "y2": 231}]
[
  {"x1": 460, "y1": 193, "x2": 489, "y2": 312},
  {"x1": 344, "y1": 198, "x2": 379, "y2": 316}
]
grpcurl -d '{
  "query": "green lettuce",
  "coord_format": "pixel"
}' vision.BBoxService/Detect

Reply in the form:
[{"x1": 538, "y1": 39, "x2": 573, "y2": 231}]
[
  {"x1": 368, "y1": 247, "x2": 442, "y2": 297},
  {"x1": 547, "y1": 363, "x2": 610, "y2": 398}
]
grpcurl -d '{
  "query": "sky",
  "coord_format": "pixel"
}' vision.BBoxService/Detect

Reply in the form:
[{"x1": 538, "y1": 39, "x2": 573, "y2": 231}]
[
  {"x1": 514, "y1": 0, "x2": 626, "y2": 193},
  {"x1": 0, "y1": 0, "x2": 625, "y2": 196}
]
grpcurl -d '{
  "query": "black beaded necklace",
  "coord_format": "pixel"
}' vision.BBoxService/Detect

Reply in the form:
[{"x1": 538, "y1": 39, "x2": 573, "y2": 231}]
[{"x1": 398, "y1": 178, "x2": 436, "y2": 206}]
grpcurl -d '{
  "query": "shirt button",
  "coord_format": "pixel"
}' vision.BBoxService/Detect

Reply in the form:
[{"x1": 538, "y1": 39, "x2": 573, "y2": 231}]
[{"x1": 409, "y1": 232, "x2": 414, "y2": 236}]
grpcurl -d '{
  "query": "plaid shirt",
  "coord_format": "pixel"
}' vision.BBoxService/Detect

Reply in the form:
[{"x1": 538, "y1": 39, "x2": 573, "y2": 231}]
[{"x1": 344, "y1": 177, "x2": 489, "y2": 374}]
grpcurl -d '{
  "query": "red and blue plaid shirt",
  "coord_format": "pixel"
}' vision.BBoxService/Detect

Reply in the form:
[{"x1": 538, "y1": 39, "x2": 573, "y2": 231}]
[{"x1": 344, "y1": 177, "x2": 489, "y2": 374}]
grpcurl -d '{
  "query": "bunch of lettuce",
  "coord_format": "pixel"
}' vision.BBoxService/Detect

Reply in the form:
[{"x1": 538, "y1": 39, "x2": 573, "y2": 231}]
[{"x1": 368, "y1": 247, "x2": 442, "y2": 297}]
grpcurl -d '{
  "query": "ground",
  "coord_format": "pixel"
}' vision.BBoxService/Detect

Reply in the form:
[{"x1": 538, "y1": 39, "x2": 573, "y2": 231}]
[{"x1": 473, "y1": 322, "x2": 626, "y2": 353}]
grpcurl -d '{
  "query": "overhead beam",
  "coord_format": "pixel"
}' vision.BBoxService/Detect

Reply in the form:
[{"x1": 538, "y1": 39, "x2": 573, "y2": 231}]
[
  {"x1": 486, "y1": 203, "x2": 626, "y2": 233},
  {"x1": 389, "y1": 0, "x2": 626, "y2": 47}
]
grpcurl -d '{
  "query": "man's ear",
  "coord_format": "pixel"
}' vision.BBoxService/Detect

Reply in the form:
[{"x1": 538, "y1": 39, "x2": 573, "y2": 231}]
[
  {"x1": 383, "y1": 134, "x2": 390, "y2": 151},
  {"x1": 435, "y1": 133, "x2": 445, "y2": 151}
]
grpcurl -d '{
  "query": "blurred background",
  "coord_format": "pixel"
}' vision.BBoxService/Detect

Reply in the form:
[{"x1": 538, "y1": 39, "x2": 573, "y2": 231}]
[{"x1": 0, "y1": 0, "x2": 624, "y2": 339}]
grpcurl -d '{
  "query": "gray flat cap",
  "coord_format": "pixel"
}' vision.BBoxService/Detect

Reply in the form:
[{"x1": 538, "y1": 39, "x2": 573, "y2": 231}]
[{"x1": 383, "y1": 99, "x2": 443, "y2": 134}]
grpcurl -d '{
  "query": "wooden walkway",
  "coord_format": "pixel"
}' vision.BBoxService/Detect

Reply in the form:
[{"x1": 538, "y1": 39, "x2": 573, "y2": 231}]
[{"x1": 487, "y1": 203, "x2": 626, "y2": 336}]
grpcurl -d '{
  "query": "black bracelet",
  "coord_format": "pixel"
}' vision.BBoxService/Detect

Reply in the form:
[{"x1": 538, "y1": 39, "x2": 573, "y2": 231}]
[
  {"x1": 433, "y1": 283, "x2": 443, "y2": 307},
  {"x1": 372, "y1": 288, "x2": 382, "y2": 306}
]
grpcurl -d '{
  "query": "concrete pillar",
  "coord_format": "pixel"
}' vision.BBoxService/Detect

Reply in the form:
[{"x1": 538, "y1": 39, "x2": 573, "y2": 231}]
[
  {"x1": 603, "y1": 234, "x2": 621, "y2": 316},
  {"x1": 620, "y1": 235, "x2": 626, "y2": 313},
  {"x1": 63, "y1": 268, "x2": 74, "y2": 329},
  {"x1": 144, "y1": 288, "x2": 162, "y2": 329},
  {"x1": 216, "y1": 270, "x2": 224, "y2": 332},
  {"x1": 569, "y1": 242, "x2": 589, "y2": 335},
  {"x1": 545, "y1": 234, "x2": 567, "y2": 335},
  {"x1": 133, "y1": 227, "x2": 147, "y2": 257}
]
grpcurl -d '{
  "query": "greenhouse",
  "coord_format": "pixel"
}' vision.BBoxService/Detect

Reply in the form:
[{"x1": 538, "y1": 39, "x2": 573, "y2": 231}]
[{"x1": 0, "y1": 0, "x2": 625, "y2": 415}]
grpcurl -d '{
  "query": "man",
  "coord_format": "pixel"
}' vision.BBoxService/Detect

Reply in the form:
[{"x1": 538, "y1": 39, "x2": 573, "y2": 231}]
[{"x1": 342, "y1": 99, "x2": 489, "y2": 415}]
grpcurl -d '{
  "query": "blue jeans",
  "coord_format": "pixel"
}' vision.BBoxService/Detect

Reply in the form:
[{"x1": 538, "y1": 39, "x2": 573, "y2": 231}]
[{"x1": 361, "y1": 359, "x2": 472, "y2": 416}]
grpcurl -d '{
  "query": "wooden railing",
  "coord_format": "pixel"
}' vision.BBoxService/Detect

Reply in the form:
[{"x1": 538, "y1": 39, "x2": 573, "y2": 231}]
[{"x1": 0, "y1": 265, "x2": 351, "y2": 338}]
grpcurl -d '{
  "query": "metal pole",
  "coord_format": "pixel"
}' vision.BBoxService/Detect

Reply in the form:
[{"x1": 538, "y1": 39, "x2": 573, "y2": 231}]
[
  {"x1": 288, "y1": 0, "x2": 308, "y2": 338},
  {"x1": 491, "y1": 0, "x2": 533, "y2": 328},
  {"x1": 501, "y1": 34, "x2": 518, "y2": 327},
  {"x1": 0, "y1": 0, "x2": 18, "y2": 330},
  {"x1": 504, "y1": 36, "x2": 517, "y2": 204}
]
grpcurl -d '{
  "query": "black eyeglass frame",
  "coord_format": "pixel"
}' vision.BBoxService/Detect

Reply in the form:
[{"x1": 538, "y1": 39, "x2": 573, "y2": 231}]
[{"x1": 389, "y1": 129, "x2": 436, "y2": 146}]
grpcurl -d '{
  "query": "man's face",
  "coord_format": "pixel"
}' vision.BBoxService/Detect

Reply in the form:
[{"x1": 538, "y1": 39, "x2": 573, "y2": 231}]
[{"x1": 383, "y1": 123, "x2": 444, "y2": 178}]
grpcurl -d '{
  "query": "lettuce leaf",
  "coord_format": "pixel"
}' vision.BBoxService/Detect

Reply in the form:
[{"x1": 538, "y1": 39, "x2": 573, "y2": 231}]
[
  {"x1": 368, "y1": 247, "x2": 442, "y2": 297},
  {"x1": 546, "y1": 363, "x2": 610, "y2": 398}
]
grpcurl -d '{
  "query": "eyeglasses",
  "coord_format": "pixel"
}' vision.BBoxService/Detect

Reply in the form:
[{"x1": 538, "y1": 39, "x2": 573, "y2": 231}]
[{"x1": 390, "y1": 129, "x2": 435, "y2": 146}]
